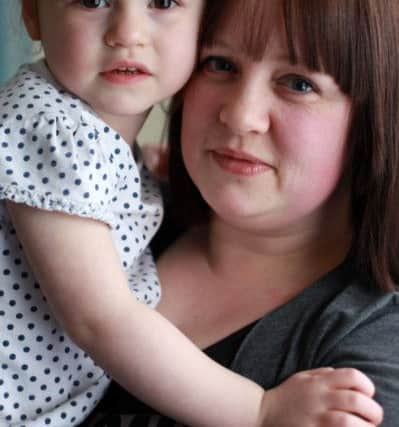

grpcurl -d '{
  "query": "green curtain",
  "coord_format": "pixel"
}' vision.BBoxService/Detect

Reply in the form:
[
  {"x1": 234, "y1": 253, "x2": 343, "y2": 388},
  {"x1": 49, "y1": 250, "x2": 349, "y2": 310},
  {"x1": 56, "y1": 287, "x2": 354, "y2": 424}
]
[{"x1": 0, "y1": 1, "x2": 33, "y2": 86}]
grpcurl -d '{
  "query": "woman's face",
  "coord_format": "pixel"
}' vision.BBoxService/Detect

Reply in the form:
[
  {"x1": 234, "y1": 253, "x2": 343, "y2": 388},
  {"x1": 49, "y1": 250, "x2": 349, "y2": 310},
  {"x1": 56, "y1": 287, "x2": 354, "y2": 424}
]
[{"x1": 181, "y1": 14, "x2": 352, "y2": 233}]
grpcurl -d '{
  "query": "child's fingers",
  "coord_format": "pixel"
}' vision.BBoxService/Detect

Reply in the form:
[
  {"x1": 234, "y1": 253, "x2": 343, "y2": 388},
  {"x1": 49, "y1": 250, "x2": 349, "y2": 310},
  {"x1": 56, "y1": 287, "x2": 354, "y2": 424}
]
[
  {"x1": 322, "y1": 410, "x2": 383, "y2": 427},
  {"x1": 305, "y1": 367, "x2": 336, "y2": 375},
  {"x1": 324, "y1": 368, "x2": 376, "y2": 397},
  {"x1": 307, "y1": 368, "x2": 383, "y2": 425},
  {"x1": 328, "y1": 390, "x2": 384, "y2": 425}
]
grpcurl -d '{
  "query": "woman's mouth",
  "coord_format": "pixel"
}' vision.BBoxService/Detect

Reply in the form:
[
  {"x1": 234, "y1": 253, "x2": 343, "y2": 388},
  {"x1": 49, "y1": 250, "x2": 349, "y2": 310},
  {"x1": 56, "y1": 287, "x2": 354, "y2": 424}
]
[{"x1": 211, "y1": 148, "x2": 273, "y2": 176}]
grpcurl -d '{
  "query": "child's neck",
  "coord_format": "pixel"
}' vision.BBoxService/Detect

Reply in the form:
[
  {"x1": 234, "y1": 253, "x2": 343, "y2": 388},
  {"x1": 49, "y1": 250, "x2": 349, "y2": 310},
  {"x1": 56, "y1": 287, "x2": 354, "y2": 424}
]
[{"x1": 96, "y1": 109, "x2": 150, "y2": 147}]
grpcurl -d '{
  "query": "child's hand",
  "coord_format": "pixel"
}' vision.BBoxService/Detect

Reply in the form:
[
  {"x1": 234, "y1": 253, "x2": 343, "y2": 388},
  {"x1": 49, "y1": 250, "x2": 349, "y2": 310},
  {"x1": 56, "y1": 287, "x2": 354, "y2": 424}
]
[{"x1": 258, "y1": 367, "x2": 383, "y2": 427}]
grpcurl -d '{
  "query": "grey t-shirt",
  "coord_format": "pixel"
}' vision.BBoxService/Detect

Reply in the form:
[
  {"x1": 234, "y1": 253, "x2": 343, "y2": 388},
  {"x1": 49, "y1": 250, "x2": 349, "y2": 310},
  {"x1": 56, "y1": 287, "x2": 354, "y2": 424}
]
[
  {"x1": 84, "y1": 257, "x2": 399, "y2": 426},
  {"x1": 232, "y1": 258, "x2": 399, "y2": 426}
]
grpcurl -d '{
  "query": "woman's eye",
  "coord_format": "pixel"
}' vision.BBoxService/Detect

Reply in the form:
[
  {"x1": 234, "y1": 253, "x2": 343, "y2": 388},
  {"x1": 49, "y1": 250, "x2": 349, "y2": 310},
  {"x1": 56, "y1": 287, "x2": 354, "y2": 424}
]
[
  {"x1": 79, "y1": 0, "x2": 110, "y2": 8},
  {"x1": 149, "y1": 0, "x2": 179, "y2": 9},
  {"x1": 280, "y1": 75, "x2": 316, "y2": 94},
  {"x1": 199, "y1": 56, "x2": 237, "y2": 76}
]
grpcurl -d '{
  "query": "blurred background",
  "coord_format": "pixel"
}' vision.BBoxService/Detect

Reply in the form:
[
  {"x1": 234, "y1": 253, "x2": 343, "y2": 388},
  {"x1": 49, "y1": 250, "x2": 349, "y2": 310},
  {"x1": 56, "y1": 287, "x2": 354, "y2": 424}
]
[
  {"x1": 0, "y1": 1, "x2": 166, "y2": 145},
  {"x1": 0, "y1": 2, "x2": 32, "y2": 85}
]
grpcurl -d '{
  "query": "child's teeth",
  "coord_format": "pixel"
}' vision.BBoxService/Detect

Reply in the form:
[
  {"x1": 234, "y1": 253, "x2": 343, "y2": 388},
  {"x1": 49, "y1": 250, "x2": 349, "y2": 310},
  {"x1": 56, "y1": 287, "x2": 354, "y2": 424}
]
[{"x1": 116, "y1": 67, "x2": 138, "y2": 73}]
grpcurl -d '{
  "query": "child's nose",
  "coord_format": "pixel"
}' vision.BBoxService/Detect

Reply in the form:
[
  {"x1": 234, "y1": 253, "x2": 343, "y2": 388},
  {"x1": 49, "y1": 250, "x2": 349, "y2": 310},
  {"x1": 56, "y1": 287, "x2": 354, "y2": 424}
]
[
  {"x1": 104, "y1": 6, "x2": 148, "y2": 49},
  {"x1": 219, "y1": 84, "x2": 271, "y2": 136}
]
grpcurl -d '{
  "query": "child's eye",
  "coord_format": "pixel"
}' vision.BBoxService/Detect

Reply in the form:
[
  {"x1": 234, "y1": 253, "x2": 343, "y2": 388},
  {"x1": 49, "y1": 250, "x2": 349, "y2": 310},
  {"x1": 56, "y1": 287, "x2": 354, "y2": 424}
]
[
  {"x1": 79, "y1": 0, "x2": 111, "y2": 8},
  {"x1": 278, "y1": 75, "x2": 317, "y2": 94},
  {"x1": 149, "y1": 0, "x2": 179, "y2": 9},
  {"x1": 199, "y1": 56, "x2": 238, "y2": 78}
]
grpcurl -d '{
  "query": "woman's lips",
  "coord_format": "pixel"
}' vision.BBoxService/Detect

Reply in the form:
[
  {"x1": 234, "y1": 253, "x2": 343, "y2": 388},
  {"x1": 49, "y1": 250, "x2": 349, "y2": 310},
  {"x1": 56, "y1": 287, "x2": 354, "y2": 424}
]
[{"x1": 211, "y1": 148, "x2": 272, "y2": 176}]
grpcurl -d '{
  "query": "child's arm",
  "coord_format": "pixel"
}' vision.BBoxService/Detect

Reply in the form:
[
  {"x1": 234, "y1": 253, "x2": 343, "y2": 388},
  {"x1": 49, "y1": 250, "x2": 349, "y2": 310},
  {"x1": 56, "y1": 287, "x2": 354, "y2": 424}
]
[
  {"x1": 7, "y1": 202, "x2": 383, "y2": 427},
  {"x1": 6, "y1": 201, "x2": 264, "y2": 427}
]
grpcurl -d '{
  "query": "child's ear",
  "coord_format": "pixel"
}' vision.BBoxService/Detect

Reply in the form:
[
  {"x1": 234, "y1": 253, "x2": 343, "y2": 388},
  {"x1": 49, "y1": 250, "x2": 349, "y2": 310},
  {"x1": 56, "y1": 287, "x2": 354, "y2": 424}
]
[{"x1": 21, "y1": 0, "x2": 41, "y2": 41}]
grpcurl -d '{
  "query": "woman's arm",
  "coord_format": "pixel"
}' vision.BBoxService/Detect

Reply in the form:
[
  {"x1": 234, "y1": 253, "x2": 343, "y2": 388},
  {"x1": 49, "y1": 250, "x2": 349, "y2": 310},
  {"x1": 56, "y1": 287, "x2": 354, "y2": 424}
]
[{"x1": 322, "y1": 298, "x2": 399, "y2": 427}]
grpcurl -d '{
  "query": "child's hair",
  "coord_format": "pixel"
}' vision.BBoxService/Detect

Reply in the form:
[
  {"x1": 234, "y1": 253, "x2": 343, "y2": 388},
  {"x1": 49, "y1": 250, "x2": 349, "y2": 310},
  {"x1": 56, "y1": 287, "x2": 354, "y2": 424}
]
[{"x1": 167, "y1": 0, "x2": 399, "y2": 293}]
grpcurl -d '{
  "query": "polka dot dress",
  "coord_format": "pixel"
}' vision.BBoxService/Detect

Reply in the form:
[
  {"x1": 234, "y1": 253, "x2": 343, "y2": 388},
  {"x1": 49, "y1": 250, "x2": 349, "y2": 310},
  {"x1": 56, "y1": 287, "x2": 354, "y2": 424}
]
[{"x1": 0, "y1": 61, "x2": 163, "y2": 426}]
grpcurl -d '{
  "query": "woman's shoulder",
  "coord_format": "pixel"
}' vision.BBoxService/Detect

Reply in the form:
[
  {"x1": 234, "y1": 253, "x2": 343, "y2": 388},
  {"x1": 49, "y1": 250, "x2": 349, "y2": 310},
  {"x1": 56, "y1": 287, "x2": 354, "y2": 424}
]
[
  {"x1": 324, "y1": 273, "x2": 399, "y2": 325},
  {"x1": 317, "y1": 280, "x2": 399, "y2": 425},
  {"x1": 290, "y1": 257, "x2": 399, "y2": 331},
  {"x1": 317, "y1": 277, "x2": 399, "y2": 356},
  {"x1": 302, "y1": 265, "x2": 399, "y2": 343},
  {"x1": 234, "y1": 263, "x2": 399, "y2": 371}
]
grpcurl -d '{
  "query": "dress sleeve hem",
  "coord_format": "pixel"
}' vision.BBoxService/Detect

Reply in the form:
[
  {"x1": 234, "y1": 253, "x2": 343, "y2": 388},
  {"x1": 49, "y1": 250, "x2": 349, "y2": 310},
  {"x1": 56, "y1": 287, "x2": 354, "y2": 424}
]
[{"x1": 0, "y1": 183, "x2": 115, "y2": 228}]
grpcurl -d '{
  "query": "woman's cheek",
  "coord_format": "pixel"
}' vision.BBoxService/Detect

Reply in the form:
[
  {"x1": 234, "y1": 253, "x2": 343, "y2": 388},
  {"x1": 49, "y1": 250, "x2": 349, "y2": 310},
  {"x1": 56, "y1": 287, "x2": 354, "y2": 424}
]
[{"x1": 181, "y1": 80, "x2": 218, "y2": 157}]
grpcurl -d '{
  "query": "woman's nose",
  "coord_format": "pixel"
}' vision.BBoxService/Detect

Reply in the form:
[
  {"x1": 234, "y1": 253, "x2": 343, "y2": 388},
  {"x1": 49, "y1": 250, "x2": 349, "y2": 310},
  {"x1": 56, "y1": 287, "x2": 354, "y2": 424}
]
[
  {"x1": 219, "y1": 84, "x2": 271, "y2": 136},
  {"x1": 104, "y1": 5, "x2": 148, "y2": 49}
]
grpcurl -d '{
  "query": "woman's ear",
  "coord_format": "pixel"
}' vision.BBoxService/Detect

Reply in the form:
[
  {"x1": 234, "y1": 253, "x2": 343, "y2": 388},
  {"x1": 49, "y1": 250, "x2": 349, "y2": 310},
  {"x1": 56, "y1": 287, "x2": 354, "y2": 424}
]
[{"x1": 21, "y1": 0, "x2": 41, "y2": 41}]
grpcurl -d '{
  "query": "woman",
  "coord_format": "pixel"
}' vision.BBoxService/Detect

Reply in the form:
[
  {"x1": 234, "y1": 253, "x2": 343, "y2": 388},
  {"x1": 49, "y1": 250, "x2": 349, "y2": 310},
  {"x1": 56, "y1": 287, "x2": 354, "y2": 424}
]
[{"x1": 88, "y1": 0, "x2": 399, "y2": 425}]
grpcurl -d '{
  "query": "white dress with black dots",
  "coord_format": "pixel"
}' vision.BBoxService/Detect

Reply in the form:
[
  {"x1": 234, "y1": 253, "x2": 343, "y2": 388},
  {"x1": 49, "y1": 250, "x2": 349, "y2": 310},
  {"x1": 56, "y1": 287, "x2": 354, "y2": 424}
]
[{"x1": 0, "y1": 61, "x2": 163, "y2": 426}]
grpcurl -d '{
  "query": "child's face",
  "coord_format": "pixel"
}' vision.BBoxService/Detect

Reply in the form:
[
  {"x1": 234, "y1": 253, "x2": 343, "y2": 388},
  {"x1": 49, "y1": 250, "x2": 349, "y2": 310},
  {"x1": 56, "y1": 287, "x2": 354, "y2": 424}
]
[
  {"x1": 181, "y1": 13, "x2": 352, "y2": 233},
  {"x1": 22, "y1": 0, "x2": 203, "y2": 132}
]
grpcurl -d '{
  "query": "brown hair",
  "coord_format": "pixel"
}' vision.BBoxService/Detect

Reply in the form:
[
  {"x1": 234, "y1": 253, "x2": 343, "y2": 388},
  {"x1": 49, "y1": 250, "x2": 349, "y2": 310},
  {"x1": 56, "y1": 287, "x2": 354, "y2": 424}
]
[{"x1": 168, "y1": 0, "x2": 399, "y2": 292}]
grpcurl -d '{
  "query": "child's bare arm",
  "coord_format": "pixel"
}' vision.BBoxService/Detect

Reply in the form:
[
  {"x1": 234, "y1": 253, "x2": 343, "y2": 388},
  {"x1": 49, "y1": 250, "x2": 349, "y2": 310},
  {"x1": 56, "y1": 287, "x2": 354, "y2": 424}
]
[
  {"x1": 6, "y1": 203, "x2": 384, "y2": 427},
  {"x1": 6, "y1": 201, "x2": 265, "y2": 427},
  {"x1": 259, "y1": 367, "x2": 383, "y2": 427}
]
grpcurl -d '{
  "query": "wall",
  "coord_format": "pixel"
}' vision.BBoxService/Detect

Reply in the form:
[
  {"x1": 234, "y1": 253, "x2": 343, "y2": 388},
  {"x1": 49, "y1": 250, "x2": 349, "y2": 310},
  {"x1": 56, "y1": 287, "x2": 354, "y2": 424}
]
[
  {"x1": 0, "y1": 1, "x2": 33, "y2": 86},
  {"x1": 138, "y1": 104, "x2": 168, "y2": 146}
]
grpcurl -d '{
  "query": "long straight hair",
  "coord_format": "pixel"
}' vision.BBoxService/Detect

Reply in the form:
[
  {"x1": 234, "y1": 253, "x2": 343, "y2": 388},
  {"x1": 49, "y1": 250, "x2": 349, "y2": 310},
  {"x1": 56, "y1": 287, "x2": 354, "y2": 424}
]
[{"x1": 169, "y1": 0, "x2": 399, "y2": 292}]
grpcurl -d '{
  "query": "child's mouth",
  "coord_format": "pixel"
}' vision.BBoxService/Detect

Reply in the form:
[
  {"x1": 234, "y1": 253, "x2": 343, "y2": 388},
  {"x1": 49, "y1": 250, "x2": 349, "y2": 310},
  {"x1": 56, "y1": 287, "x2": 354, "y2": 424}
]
[
  {"x1": 114, "y1": 67, "x2": 140, "y2": 75},
  {"x1": 100, "y1": 61, "x2": 151, "y2": 83}
]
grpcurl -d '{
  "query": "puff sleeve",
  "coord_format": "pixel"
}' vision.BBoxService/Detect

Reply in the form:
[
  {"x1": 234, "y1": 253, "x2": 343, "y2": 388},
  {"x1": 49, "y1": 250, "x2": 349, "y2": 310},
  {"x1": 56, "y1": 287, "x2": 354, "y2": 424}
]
[{"x1": 0, "y1": 111, "x2": 118, "y2": 226}]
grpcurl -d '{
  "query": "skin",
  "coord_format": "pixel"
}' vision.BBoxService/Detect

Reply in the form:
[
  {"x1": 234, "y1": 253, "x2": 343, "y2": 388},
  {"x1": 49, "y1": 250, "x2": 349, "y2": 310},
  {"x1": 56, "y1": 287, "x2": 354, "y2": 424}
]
[
  {"x1": 181, "y1": 22, "x2": 352, "y2": 237},
  {"x1": 156, "y1": 8, "x2": 383, "y2": 427},
  {"x1": 22, "y1": 0, "x2": 203, "y2": 143},
  {"x1": 8, "y1": 1, "x2": 382, "y2": 426},
  {"x1": 159, "y1": 14, "x2": 354, "y2": 349},
  {"x1": 9, "y1": 1, "x2": 275, "y2": 426}
]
